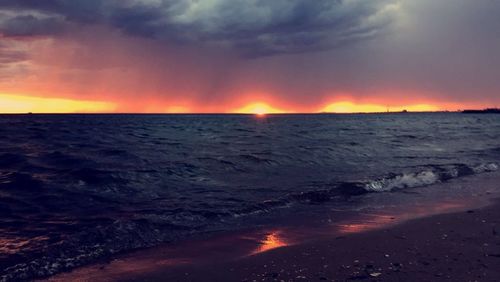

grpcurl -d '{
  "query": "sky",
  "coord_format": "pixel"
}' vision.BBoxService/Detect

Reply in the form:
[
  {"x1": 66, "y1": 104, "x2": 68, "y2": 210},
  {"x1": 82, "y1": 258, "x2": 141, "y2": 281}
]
[{"x1": 0, "y1": 0, "x2": 499, "y2": 113}]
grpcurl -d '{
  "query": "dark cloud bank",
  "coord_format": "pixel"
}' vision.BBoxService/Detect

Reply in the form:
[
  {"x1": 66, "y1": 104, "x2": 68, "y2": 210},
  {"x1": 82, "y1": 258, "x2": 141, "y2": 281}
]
[{"x1": 0, "y1": 0, "x2": 396, "y2": 56}]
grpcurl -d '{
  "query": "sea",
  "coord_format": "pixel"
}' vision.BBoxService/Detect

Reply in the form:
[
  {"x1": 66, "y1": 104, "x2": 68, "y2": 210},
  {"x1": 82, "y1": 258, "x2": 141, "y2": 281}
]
[{"x1": 0, "y1": 113, "x2": 499, "y2": 281}]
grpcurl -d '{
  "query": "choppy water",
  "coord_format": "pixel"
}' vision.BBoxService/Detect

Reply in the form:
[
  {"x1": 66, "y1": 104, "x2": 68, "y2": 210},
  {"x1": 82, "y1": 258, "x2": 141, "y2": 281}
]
[{"x1": 0, "y1": 113, "x2": 499, "y2": 280}]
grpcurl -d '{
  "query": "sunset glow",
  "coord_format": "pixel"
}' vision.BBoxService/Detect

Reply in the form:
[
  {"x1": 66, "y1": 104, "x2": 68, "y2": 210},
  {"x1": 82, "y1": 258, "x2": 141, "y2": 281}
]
[
  {"x1": 0, "y1": 96, "x2": 470, "y2": 114},
  {"x1": 0, "y1": 1, "x2": 497, "y2": 114},
  {"x1": 165, "y1": 106, "x2": 191, "y2": 114},
  {"x1": 233, "y1": 103, "x2": 288, "y2": 115},
  {"x1": 0, "y1": 94, "x2": 116, "y2": 113},
  {"x1": 321, "y1": 102, "x2": 441, "y2": 113}
]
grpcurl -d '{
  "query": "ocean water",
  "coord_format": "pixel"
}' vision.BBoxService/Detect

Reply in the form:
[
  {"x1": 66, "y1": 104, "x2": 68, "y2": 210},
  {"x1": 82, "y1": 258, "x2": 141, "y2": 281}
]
[{"x1": 0, "y1": 113, "x2": 499, "y2": 280}]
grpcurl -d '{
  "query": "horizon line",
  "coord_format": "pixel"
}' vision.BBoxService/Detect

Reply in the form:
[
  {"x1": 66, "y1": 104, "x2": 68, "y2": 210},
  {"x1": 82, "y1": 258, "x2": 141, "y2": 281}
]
[{"x1": 0, "y1": 110, "x2": 466, "y2": 115}]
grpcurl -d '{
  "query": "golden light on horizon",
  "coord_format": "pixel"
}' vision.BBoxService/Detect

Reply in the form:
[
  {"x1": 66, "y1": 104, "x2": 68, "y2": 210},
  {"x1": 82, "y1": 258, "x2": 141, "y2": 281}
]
[
  {"x1": 0, "y1": 94, "x2": 116, "y2": 113},
  {"x1": 165, "y1": 106, "x2": 190, "y2": 113},
  {"x1": 322, "y1": 102, "x2": 386, "y2": 113},
  {"x1": 398, "y1": 104, "x2": 441, "y2": 112},
  {"x1": 321, "y1": 101, "x2": 440, "y2": 113},
  {"x1": 233, "y1": 102, "x2": 287, "y2": 115},
  {"x1": 0, "y1": 93, "x2": 458, "y2": 114}
]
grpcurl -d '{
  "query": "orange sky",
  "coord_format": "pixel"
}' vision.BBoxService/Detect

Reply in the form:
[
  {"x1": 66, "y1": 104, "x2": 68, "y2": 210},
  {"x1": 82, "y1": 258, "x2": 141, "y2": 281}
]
[{"x1": 0, "y1": 92, "x2": 479, "y2": 114}]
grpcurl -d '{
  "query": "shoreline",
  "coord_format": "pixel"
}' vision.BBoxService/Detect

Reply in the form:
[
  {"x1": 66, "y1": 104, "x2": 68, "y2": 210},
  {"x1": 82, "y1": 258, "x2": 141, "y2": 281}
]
[
  {"x1": 45, "y1": 172, "x2": 500, "y2": 281},
  {"x1": 161, "y1": 198, "x2": 500, "y2": 282}
]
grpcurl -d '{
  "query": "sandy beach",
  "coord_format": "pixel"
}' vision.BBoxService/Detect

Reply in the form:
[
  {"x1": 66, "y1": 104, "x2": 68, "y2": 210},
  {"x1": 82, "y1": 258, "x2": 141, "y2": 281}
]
[
  {"x1": 146, "y1": 204, "x2": 500, "y2": 282},
  {"x1": 46, "y1": 172, "x2": 500, "y2": 282}
]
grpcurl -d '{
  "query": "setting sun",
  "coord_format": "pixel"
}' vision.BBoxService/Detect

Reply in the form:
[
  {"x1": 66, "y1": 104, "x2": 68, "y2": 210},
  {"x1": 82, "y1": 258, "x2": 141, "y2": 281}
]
[{"x1": 233, "y1": 102, "x2": 287, "y2": 115}]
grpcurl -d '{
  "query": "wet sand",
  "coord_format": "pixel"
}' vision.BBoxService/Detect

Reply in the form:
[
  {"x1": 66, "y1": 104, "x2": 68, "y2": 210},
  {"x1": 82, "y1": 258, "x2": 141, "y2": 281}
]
[
  {"x1": 124, "y1": 202, "x2": 500, "y2": 281},
  {"x1": 46, "y1": 174, "x2": 500, "y2": 282}
]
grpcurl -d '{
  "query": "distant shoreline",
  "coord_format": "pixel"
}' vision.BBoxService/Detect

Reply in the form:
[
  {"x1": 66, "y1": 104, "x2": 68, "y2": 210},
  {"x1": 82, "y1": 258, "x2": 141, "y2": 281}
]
[{"x1": 462, "y1": 108, "x2": 500, "y2": 114}]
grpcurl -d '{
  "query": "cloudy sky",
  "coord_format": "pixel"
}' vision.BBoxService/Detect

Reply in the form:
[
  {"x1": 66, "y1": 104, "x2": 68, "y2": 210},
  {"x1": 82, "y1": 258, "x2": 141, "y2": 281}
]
[{"x1": 0, "y1": 0, "x2": 499, "y2": 113}]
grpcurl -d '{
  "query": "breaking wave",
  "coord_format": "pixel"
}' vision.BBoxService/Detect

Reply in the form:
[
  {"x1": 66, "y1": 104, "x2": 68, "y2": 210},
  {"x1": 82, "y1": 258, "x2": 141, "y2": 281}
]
[
  {"x1": 241, "y1": 163, "x2": 499, "y2": 211},
  {"x1": 363, "y1": 163, "x2": 498, "y2": 192}
]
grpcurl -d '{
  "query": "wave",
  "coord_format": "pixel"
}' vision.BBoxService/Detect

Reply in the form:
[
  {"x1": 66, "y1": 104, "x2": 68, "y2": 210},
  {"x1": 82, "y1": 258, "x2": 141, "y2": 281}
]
[
  {"x1": 236, "y1": 163, "x2": 499, "y2": 212},
  {"x1": 363, "y1": 163, "x2": 497, "y2": 192},
  {"x1": 1, "y1": 220, "x2": 189, "y2": 281},
  {"x1": 1, "y1": 162, "x2": 498, "y2": 281}
]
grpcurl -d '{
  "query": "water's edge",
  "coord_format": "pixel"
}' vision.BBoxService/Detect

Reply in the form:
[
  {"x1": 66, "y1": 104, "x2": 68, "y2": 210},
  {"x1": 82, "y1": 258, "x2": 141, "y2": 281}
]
[{"x1": 44, "y1": 170, "x2": 500, "y2": 282}]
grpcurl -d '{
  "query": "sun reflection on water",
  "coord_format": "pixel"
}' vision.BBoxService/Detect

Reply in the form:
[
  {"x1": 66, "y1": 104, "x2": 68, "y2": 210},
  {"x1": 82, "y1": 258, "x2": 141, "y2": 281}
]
[
  {"x1": 337, "y1": 201, "x2": 471, "y2": 234},
  {"x1": 0, "y1": 236, "x2": 50, "y2": 254},
  {"x1": 251, "y1": 231, "x2": 289, "y2": 255}
]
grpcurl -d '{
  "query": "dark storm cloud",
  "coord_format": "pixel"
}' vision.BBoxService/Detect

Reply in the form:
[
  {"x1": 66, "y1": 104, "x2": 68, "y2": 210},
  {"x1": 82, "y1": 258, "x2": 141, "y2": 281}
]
[
  {"x1": 0, "y1": 0, "x2": 105, "y2": 23},
  {"x1": 158, "y1": 0, "x2": 396, "y2": 56},
  {"x1": 0, "y1": 14, "x2": 66, "y2": 36},
  {"x1": 0, "y1": 0, "x2": 397, "y2": 56}
]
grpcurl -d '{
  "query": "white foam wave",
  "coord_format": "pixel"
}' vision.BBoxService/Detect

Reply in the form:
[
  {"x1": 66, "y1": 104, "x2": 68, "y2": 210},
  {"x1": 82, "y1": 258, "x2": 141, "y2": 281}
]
[
  {"x1": 472, "y1": 163, "x2": 498, "y2": 173},
  {"x1": 364, "y1": 163, "x2": 498, "y2": 193},
  {"x1": 364, "y1": 170, "x2": 440, "y2": 192}
]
